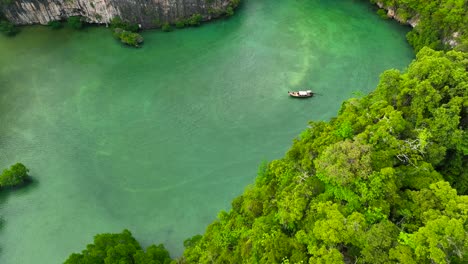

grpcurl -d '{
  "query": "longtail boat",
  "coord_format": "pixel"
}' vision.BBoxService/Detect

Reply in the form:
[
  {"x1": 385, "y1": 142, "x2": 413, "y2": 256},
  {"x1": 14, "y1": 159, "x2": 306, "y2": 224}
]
[{"x1": 288, "y1": 90, "x2": 314, "y2": 98}]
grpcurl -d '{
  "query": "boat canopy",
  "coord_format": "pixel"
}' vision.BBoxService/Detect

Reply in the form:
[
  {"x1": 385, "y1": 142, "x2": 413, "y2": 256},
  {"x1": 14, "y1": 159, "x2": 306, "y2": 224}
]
[{"x1": 299, "y1": 91, "x2": 308, "y2": 95}]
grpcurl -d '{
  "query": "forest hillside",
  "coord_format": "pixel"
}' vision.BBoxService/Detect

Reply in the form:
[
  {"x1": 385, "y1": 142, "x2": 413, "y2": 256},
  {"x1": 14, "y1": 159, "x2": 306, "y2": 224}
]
[{"x1": 181, "y1": 47, "x2": 468, "y2": 264}]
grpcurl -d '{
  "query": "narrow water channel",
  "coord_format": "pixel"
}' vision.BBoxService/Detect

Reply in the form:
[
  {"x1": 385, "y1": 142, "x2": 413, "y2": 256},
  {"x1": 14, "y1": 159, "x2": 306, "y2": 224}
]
[{"x1": 0, "y1": 0, "x2": 413, "y2": 262}]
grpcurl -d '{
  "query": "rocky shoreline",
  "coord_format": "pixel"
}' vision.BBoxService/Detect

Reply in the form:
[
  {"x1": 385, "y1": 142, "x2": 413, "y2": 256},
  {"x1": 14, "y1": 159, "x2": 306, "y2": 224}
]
[
  {"x1": 1, "y1": 0, "x2": 232, "y2": 29},
  {"x1": 375, "y1": 1, "x2": 460, "y2": 48}
]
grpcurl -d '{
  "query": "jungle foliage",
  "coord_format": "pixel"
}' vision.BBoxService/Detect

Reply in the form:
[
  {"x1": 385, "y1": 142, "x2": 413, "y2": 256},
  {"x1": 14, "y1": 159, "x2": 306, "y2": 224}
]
[
  {"x1": 371, "y1": 0, "x2": 468, "y2": 51},
  {"x1": 181, "y1": 47, "x2": 468, "y2": 264},
  {"x1": 113, "y1": 28, "x2": 144, "y2": 47},
  {"x1": 67, "y1": 16, "x2": 83, "y2": 30},
  {"x1": 64, "y1": 229, "x2": 174, "y2": 264},
  {"x1": 59, "y1": 1, "x2": 467, "y2": 263},
  {"x1": 0, "y1": 18, "x2": 17, "y2": 36},
  {"x1": 47, "y1": 20, "x2": 63, "y2": 29},
  {"x1": 110, "y1": 16, "x2": 140, "y2": 33},
  {"x1": 110, "y1": 16, "x2": 144, "y2": 47},
  {"x1": 0, "y1": 163, "x2": 29, "y2": 188}
]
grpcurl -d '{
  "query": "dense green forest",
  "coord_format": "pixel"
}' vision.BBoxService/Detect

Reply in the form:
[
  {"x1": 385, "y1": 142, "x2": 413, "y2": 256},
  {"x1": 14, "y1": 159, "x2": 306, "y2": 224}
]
[
  {"x1": 0, "y1": 0, "x2": 460, "y2": 263},
  {"x1": 0, "y1": 163, "x2": 29, "y2": 188},
  {"x1": 177, "y1": 2, "x2": 467, "y2": 262},
  {"x1": 174, "y1": 3, "x2": 468, "y2": 262},
  {"x1": 64, "y1": 230, "x2": 173, "y2": 264},
  {"x1": 181, "y1": 47, "x2": 468, "y2": 263},
  {"x1": 68, "y1": 46, "x2": 467, "y2": 264},
  {"x1": 373, "y1": 0, "x2": 468, "y2": 51},
  {"x1": 64, "y1": 48, "x2": 468, "y2": 263}
]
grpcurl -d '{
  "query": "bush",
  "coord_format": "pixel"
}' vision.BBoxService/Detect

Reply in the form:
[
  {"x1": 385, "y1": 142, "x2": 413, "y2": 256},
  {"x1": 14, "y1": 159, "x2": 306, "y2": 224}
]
[
  {"x1": 161, "y1": 22, "x2": 172, "y2": 32},
  {"x1": 0, "y1": 163, "x2": 29, "y2": 188},
  {"x1": 67, "y1": 16, "x2": 83, "y2": 29},
  {"x1": 113, "y1": 28, "x2": 144, "y2": 47},
  {"x1": 187, "y1": 14, "x2": 202, "y2": 26},
  {"x1": 175, "y1": 20, "x2": 186, "y2": 28},
  {"x1": 376, "y1": 9, "x2": 388, "y2": 19},
  {"x1": 64, "y1": 230, "x2": 173, "y2": 264},
  {"x1": 110, "y1": 16, "x2": 124, "y2": 28},
  {"x1": 208, "y1": 8, "x2": 220, "y2": 15},
  {"x1": 47, "y1": 20, "x2": 63, "y2": 29},
  {"x1": 224, "y1": 0, "x2": 240, "y2": 17},
  {"x1": 110, "y1": 16, "x2": 139, "y2": 32},
  {"x1": 230, "y1": 0, "x2": 240, "y2": 8},
  {"x1": 373, "y1": 0, "x2": 468, "y2": 51},
  {"x1": 0, "y1": 20, "x2": 19, "y2": 36},
  {"x1": 225, "y1": 6, "x2": 234, "y2": 17},
  {"x1": 152, "y1": 19, "x2": 161, "y2": 28},
  {"x1": 455, "y1": 38, "x2": 468, "y2": 52}
]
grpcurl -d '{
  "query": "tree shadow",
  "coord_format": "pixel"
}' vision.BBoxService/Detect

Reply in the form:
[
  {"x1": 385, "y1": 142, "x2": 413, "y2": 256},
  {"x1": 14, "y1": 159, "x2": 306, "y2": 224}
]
[
  {"x1": 0, "y1": 175, "x2": 38, "y2": 256},
  {"x1": 0, "y1": 175, "x2": 39, "y2": 201}
]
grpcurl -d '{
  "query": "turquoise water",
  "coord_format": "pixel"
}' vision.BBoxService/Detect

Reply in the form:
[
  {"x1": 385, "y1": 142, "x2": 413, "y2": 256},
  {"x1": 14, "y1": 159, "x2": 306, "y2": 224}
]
[{"x1": 0, "y1": 0, "x2": 413, "y2": 262}]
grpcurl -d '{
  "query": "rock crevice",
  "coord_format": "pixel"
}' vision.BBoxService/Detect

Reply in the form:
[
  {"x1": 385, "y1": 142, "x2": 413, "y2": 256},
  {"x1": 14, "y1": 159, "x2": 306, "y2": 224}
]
[{"x1": 2, "y1": 0, "x2": 231, "y2": 28}]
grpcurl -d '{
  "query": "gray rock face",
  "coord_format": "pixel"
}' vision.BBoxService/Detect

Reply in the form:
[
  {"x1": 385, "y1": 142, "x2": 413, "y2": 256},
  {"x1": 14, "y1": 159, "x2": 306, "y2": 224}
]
[
  {"x1": 2, "y1": 0, "x2": 231, "y2": 28},
  {"x1": 376, "y1": 1, "x2": 419, "y2": 28}
]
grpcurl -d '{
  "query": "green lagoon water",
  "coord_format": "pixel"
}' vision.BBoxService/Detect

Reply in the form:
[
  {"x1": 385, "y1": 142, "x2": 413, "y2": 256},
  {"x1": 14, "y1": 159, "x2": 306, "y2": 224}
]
[{"x1": 0, "y1": 0, "x2": 413, "y2": 262}]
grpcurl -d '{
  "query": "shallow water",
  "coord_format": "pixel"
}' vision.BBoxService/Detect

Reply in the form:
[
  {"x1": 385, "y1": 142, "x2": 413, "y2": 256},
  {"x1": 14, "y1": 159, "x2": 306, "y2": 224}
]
[{"x1": 0, "y1": 0, "x2": 413, "y2": 262}]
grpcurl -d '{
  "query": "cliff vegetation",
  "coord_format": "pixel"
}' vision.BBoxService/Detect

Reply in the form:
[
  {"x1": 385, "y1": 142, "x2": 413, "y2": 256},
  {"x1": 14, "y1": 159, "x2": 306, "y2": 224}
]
[
  {"x1": 180, "y1": 47, "x2": 468, "y2": 264},
  {"x1": 173, "y1": 2, "x2": 468, "y2": 262},
  {"x1": 0, "y1": 163, "x2": 30, "y2": 188},
  {"x1": 62, "y1": 46, "x2": 468, "y2": 263},
  {"x1": 373, "y1": 0, "x2": 468, "y2": 51},
  {"x1": 64, "y1": 230, "x2": 173, "y2": 264},
  {"x1": 0, "y1": 0, "x2": 240, "y2": 33},
  {"x1": 0, "y1": 0, "x2": 460, "y2": 263}
]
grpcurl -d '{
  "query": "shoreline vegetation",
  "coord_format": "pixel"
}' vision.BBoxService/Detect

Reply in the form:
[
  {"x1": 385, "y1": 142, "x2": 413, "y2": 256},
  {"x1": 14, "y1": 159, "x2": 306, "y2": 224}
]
[
  {"x1": 1, "y1": 0, "x2": 467, "y2": 51},
  {"x1": 65, "y1": 46, "x2": 467, "y2": 264},
  {"x1": 2, "y1": 0, "x2": 465, "y2": 50},
  {"x1": 180, "y1": 46, "x2": 468, "y2": 263},
  {"x1": 0, "y1": 0, "x2": 466, "y2": 263},
  {"x1": 371, "y1": 0, "x2": 468, "y2": 52},
  {"x1": 64, "y1": 230, "x2": 173, "y2": 264},
  {"x1": 0, "y1": 163, "x2": 30, "y2": 189},
  {"x1": 0, "y1": 162, "x2": 31, "y2": 257},
  {"x1": 63, "y1": 1, "x2": 467, "y2": 263},
  {"x1": 0, "y1": 0, "x2": 241, "y2": 47}
]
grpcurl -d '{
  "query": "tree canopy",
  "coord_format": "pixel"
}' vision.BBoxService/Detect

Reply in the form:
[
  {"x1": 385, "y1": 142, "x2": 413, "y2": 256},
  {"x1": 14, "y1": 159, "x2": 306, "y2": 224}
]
[
  {"x1": 64, "y1": 229, "x2": 173, "y2": 264},
  {"x1": 0, "y1": 162, "x2": 29, "y2": 188},
  {"x1": 52, "y1": 1, "x2": 467, "y2": 263},
  {"x1": 181, "y1": 47, "x2": 468, "y2": 264},
  {"x1": 372, "y1": 0, "x2": 468, "y2": 51}
]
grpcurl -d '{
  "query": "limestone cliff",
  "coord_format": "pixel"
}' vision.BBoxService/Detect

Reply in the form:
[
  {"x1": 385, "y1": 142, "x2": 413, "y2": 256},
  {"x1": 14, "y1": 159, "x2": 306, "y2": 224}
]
[
  {"x1": 375, "y1": 1, "x2": 419, "y2": 28},
  {"x1": 1, "y1": 0, "x2": 231, "y2": 28},
  {"x1": 375, "y1": 1, "x2": 461, "y2": 48}
]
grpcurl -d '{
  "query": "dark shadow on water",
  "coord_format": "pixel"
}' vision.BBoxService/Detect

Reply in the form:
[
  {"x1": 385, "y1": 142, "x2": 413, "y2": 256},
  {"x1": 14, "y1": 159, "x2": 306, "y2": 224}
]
[
  {"x1": 0, "y1": 176, "x2": 39, "y2": 202},
  {"x1": 0, "y1": 176, "x2": 38, "y2": 255}
]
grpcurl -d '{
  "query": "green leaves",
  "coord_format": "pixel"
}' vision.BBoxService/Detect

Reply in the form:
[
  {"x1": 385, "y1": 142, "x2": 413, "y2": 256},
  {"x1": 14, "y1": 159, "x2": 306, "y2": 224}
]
[
  {"x1": 315, "y1": 140, "x2": 372, "y2": 186},
  {"x1": 110, "y1": 16, "x2": 139, "y2": 32},
  {"x1": 113, "y1": 28, "x2": 144, "y2": 47},
  {"x1": 0, "y1": 19, "x2": 18, "y2": 36},
  {"x1": 334, "y1": 121, "x2": 354, "y2": 140},
  {"x1": 180, "y1": 48, "x2": 468, "y2": 263},
  {"x1": 0, "y1": 163, "x2": 29, "y2": 188},
  {"x1": 63, "y1": 230, "x2": 172, "y2": 264},
  {"x1": 409, "y1": 216, "x2": 466, "y2": 264},
  {"x1": 67, "y1": 16, "x2": 83, "y2": 30},
  {"x1": 383, "y1": 0, "x2": 468, "y2": 51}
]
